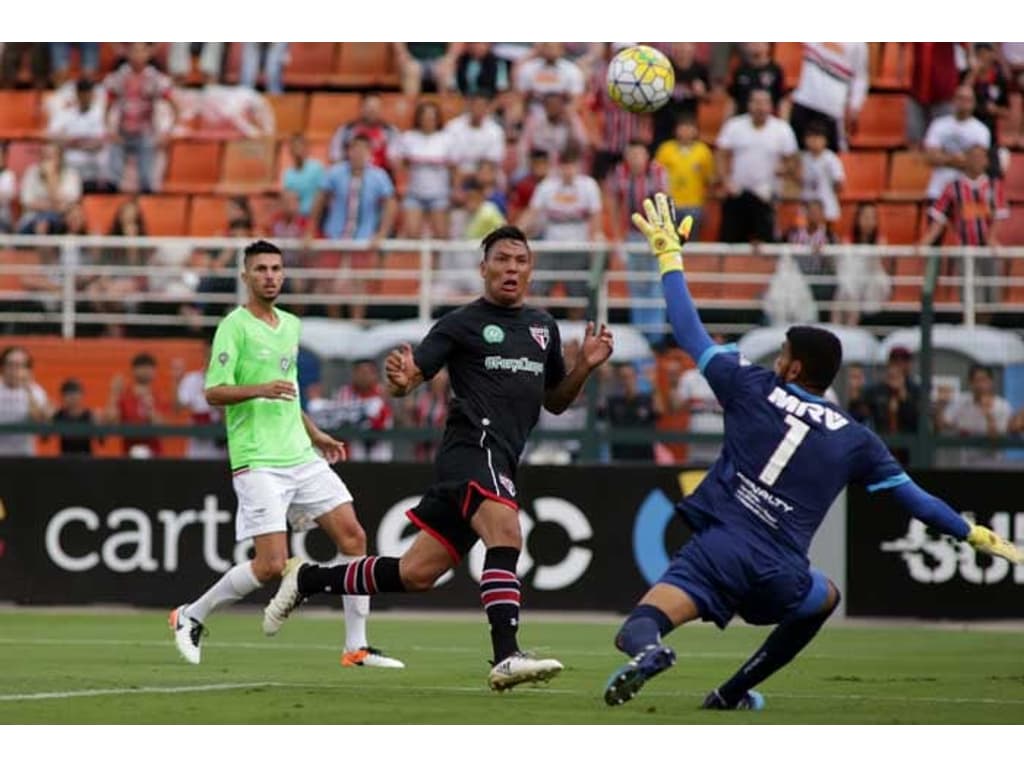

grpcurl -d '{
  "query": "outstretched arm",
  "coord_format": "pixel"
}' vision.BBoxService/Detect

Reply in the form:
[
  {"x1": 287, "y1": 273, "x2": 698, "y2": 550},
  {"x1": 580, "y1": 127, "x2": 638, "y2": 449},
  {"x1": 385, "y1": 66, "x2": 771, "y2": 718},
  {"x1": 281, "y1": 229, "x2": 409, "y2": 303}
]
[
  {"x1": 544, "y1": 322, "x2": 613, "y2": 414},
  {"x1": 631, "y1": 193, "x2": 715, "y2": 363}
]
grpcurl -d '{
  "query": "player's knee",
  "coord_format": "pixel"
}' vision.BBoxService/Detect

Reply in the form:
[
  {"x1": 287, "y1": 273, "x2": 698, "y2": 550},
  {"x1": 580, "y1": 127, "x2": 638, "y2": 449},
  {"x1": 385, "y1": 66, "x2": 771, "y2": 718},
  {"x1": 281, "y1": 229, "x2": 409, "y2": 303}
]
[
  {"x1": 338, "y1": 525, "x2": 367, "y2": 557},
  {"x1": 825, "y1": 580, "x2": 842, "y2": 614},
  {"x1": 399, "y1": 558, "x2": 441, "y2": 592},
  {"x1": 252, "y1": 553, "x2": 288, "y2": 582}
]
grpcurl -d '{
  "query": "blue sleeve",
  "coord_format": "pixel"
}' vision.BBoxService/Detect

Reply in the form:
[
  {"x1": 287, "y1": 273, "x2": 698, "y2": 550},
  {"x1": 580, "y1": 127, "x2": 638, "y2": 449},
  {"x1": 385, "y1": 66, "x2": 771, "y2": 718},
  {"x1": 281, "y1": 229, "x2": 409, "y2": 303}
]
[
  {"x1": 377, "y1": 168, "x2": 395, "y2": 198},
  {"x1": 661, "y1": 270, "x2": 714, "y2": 363},
  {"x1": 889, "y1": 480, "x2": 971, "y2": 540}
]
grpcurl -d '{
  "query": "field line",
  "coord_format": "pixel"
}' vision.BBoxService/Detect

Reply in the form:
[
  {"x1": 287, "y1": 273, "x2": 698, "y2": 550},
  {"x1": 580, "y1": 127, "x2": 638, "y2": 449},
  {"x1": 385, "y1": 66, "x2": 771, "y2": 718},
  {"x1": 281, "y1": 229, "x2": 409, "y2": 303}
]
[{"x1": 0, "y1": 682, "x2": 279, "y2": 702}]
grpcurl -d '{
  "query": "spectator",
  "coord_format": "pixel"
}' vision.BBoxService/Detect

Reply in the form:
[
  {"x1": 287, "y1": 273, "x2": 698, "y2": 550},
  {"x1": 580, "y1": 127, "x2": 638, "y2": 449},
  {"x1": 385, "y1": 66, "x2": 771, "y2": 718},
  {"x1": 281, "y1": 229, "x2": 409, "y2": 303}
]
[
  {"x1": 172, "y1": 341, "x2": 226, "y2": 459},
  {"x1": 328, "y1": 92, "x2": 398, "y2": 169},
  {"x1": 393, "y1": 43, "x2": 461, "y2": 97},
  {"x1": 239, "y1": 43, "x2": 288, "y2": 94},
  {"x1": 799, "y1": 120, "x2": 844, "y2": 223},
  {"x1": 514, "y1": 42, "x2": 586, "y2": 113},
  {"x1": 106, "y1": 352, "x2": 168, "y2": 458},
  {"x1": 388, "y1": 100, "x2": 456, "y2": 238},
  {"x1": 508, "y1": 148, "x2": 550, "y2": 221},
  {"x1": 604, "y1": 139, "x2": 670, "y2": 345},
  {"x1": 844, "y1": 363, "x2": 872, "y2": 425},
  {"x1": 17, "y1": 143, "x2": 82, "y2": 234},
  {"x1": 652, "y1": 42, "x2": 710, "y2": 150},
  {"x1": 588, "y1": 43, "x2": 654, "y2": 182},
  {"x1": 455, "y1": 43, "x2": 510, "y2": 97},
  {"x1": 727, "y1": 42, "x2": 785, "y2": 117},
  {"x1": 184, "y1": 82, "x2": 274, "y2": 139},
  {"x1": 446, "y1": 92, "x2": 506, "y2": 191},
  {"x1": 923, "y1": 85, "x2": 991, "y2": 207},
  {"x1": 409, "y1": 367, "x2": 450, "y2": 462},
  {"x1": 313, "y1": 134, "x2": 397, "y2": 244},
  {"x1": 862, "y1": 356, "x2": 919, "y2": 465},
  {"x1": 52, "y1": 378, "x2": 97, "y2": 455},
  {"x1": 669, "y1": 349, "x2": 724, "y2": 467},
  {"x1": 527, "y1": 338, "x2": 587, "y2": 465},
  {"x1": 716, "y1": 89, "x2": 800, "y2": 245},
  {"x1": 49, "y1": 43, "x2": 100, "y2": 86},
  {"x1": 47, "y1": 78, "x2": 113, "y2": 193},
  {"x1": 786, "y1": 200, "x2": 838, "y2": 310},
  {"x1": 0, "y1": 142, "x2": 16, "y2": 233},
  {"x1": 602, "y1": 362, "x2": 664, "y2": 463},
  {"x1": 518, "y1": 143, "x2": 602, "y2": 318},
  {"x1": 476, "y1": 159, "x2": 508, "y2": 215},
  {"x1": 517, "y1": 91, "x2": 588, "y2": 173},
  {"x1": 654, "y1": 114, "x2": 714, "y2": 241},
  {"x1": 103, "y1": 42, "x2": 178, "y2": 193},
  {"x1": 901, "y1": 43, "x2": 962, "y2": 149},
  {"x1": 309, "y1": 359, "x2": 394, "y2": 462},
  {"x1": 0, "y1": 346, "x2": 51, "y2": 456},
  {"x1": 0, "y1": 43, "x2": 48, "y2": 89},
  {"x1": 833, "y1": 201, "x2": 891, "y2": 326},
  {"x1": 938, "y1": 363, "x2": 1013, "y2": 467},
  {"x1": 787, "y1": 42, "x2": 869, "y2": 152},
  {"x1": 85, "y1": 198, "x2": 152, "y2": 336},
  {"x1": 438, "y1": 176, "x2": 507, "y2": 301},
  {"x1": 281, "y1": 134, "x2": 326, "y2": 218},
  {"x1": 921, "y1": 143, "x2": 1008, "y2": 312},
  {"x1": 461, "y1": 177, "x2": 506, "y2": 240},
  {"x1": 168, "y1": 42, "x2": 225, "y2": 86},
  {"x1": 964, "y1": 43, "x2": 1010, "y2": 179}
]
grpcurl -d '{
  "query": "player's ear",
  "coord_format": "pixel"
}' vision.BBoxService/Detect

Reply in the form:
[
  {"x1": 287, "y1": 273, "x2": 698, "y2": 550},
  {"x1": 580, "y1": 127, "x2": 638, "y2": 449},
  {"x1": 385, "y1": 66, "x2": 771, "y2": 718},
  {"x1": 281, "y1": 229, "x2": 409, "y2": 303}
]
[
  {"x1": 479, "y1": 256, "x2": 487, "y2": 279},
  {"x1": 786, "y1": 359, "x2": 803, "y2": 384}
]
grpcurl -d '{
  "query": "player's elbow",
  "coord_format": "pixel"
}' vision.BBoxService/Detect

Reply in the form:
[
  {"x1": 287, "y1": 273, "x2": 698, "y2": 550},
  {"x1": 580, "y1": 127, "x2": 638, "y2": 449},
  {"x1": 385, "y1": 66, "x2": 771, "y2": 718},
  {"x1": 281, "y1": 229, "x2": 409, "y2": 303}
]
[{"x1": 204, "y1": 387, "x2": 223, "y2": 407}]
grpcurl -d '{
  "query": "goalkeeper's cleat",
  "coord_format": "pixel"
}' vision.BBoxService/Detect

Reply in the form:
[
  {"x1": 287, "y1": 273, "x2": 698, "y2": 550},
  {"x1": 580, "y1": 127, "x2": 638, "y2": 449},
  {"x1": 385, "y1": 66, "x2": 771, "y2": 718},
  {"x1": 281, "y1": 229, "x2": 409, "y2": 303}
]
[
  {"x1": 341, "y1": 646, "x2": 406, "y2": 669},
  {"x1": 701, "y1": 688, "x2": 765, "y2": 711},
  {"x1": 169, "y1": 604, "x2": 206, "y2": 665},
  {"x1": 263, "y1": 557, "x2": 307, "y2": 636},
  {"x1": 488, "y1": 652, "x2": 563, "y2": 691},
  {"x1": 967, "y1": 524, "x2": 1023, "y2": 564},
  {"x1": 603, "y1": 643, "x2": 677, "y2": 706}
]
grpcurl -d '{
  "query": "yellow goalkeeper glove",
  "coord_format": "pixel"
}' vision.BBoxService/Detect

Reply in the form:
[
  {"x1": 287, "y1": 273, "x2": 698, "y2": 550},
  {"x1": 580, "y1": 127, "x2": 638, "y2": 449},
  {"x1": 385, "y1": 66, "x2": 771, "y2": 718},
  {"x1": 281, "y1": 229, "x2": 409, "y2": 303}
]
[
  {"x1": 630, "y1": 192, "x2": 694, "y2": 276},
  {"x1": 967, "y1": 524, "x2": 1023, "y2": 564}
]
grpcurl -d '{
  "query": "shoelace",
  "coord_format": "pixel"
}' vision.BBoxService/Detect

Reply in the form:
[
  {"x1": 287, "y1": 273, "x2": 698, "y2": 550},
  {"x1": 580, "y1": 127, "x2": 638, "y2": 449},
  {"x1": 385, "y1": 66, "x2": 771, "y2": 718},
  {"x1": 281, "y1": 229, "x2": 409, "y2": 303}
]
[{"x1": 188, "y1": 620, "x2": 208, "y2": 647}]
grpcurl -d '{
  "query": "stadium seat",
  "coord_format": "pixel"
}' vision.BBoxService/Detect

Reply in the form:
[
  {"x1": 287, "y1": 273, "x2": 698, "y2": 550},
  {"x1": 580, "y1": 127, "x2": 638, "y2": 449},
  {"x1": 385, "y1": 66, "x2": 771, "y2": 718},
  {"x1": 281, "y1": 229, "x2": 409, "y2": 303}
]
[
  {"x1": 776, "y1": 200, "x2": 804, "y2": 234},
  {"x1": 246, "y1": 195, "x2": 280, "y2": 233},
  {"x1": 0, "y1": 90, "x2": 42, "y2": 139},
  {"x1": 1003, "y1": 153, "x2": 1024, "y2": 202},
  {"x1": 164, "y1": 140, "x2": 223, "y2": 194},
  {"x1": 877, "y1": 201, "x2": 921, "y2": 244},
  {"x1": 1006, "y1": 232, "x2": 1024, "y2": 303},
  {"x1": 333, "y1": 43, "x2": 400, "y2": 89},
  {"x1": 81, "y1": 194, "x2": 129, "y2": 234},
  {"x1": 834, "y1": 202, "x2": 857, "y2": 240},
  {"x1": 266, "y1": 93, "x2": 309, "y2": 138},
  {"x1": 773, "y1": 43, "x2": 803, "y2": 91},
  {"x1": 871, "y1": 42, "x2": 910, "y2": 91},
  {"x1": 721, "y1": 253, "x2": 774, "y2": 301},
  {"x1": 283, "y1": 43, "x2": 338, "y2": 88},
  {"x1": 849, "y1": 94, "x2": 907, "y2": 150},
  {"x1": 0, "y1": 248, "x2": 41, "y2": 292},
  {"x1": 890, "y1": 255, "x2": 924, "y2": 304},
  {"x1": 378, "y1": 251, "x2": 420, "y2": 297},
  {"x1": 219, "y1": 138, "x2": 277, "y2": 193},
  {"x1": 275, "y1": 138, "x2": 331, "y2": 179},
  {"x1": 999, "y1": 204, "x2": 1024, "y2": 244},
  {"x1": 188, "y1": 195, "x2": 229, "y2": 236},
  {"x1": 683, "y1": 254, "x2": 722, "y2": 300},
  {"x1": 698, "y1": 95, "x2": 728, "y2": 145},
  {"x1": 306, "y1": 93, "x2": 361, "y2": 139},
  {"x1": 5, "y1": 140, "x2": 42, "y2": 177},
  {"x1": 379, "y1": 93, "x2": 416, "y2": 131},
  {"x1": 137, "y1": 195, "x2": 190, "y2": 236},
  {"x1": 998, "y1": 93, "x2": 1021, "y2": 150},
  {"x1": 696, "y1": 200, "x2": 721, "y2": 243},
  {"x1": 838, "y1": 151, "x2": 887, "y2": 202},
  {"x1": 439, "y1": 93, "x2": 466, "y2": 123},
  {"x1": 884, "y1": 151, "x2": 931, "y2": 201}
]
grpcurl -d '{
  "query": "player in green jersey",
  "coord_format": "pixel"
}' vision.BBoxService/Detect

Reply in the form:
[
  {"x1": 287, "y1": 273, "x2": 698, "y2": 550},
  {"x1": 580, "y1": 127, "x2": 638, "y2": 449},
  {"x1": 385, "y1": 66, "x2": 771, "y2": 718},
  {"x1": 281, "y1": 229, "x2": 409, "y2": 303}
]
[{"x1": 169, "y1": 240, "x2": 403, "y2": 669}]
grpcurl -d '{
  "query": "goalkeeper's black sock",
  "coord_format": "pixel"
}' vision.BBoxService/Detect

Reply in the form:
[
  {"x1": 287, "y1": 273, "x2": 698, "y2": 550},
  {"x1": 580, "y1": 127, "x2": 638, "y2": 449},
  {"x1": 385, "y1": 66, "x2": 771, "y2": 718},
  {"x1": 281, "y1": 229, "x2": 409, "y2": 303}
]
[
  {"x1": 298, "y1": 557, "x2": 405, "y2": 596},
  {"x1": 614, "y1": 604, "x2": 675, "y2": 656},
  {"x1": 480, "y1": 547, "x2": 521, "y2": 663},
  {"x1": 717, "y1": 590, "x2": 840, "y2": 707}
]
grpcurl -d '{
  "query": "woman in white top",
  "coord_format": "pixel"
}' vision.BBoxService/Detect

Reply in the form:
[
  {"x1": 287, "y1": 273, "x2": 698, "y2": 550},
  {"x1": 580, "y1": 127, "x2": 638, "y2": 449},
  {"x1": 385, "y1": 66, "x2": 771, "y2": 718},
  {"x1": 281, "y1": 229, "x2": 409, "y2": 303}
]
[
  {"x1": 17, "y1": 142, "x2": 82, "y2": 234},
  {"x1": 388, "y1": 101, "x2": 455, "y2": 238}
]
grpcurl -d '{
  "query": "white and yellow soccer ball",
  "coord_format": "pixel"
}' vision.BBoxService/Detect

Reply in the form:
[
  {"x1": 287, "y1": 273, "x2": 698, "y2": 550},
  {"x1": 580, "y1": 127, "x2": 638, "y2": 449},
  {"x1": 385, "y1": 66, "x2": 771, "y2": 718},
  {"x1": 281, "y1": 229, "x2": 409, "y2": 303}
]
[{"x1": 606, "y1": 45, "x2": 676, "y2": 114}]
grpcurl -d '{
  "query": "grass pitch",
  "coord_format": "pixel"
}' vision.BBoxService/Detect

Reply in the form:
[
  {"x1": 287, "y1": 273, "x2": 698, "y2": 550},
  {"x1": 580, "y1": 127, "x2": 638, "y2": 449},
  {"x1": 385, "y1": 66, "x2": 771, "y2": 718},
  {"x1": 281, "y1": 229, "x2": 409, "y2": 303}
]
[{"x1": 0, "y1": 611, "x2": 1021, "y2": 724}]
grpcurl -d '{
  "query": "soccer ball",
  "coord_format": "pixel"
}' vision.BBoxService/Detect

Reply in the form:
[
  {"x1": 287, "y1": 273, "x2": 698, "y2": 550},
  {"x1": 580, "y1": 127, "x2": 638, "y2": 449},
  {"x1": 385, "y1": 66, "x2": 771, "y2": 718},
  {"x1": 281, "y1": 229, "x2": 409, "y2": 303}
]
[{"x1": 606, "y1": 45, "x2": 675, "y2": 113}]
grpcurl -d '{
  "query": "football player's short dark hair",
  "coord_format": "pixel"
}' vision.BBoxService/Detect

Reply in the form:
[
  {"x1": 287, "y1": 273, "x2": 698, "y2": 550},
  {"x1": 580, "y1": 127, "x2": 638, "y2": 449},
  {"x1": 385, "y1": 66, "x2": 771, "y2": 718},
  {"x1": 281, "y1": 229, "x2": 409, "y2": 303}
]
[
  {"x1": 805, "y1": 120, "x2": 829, "y2": 138},
  {"x1": 786, "y1": 326, "x2": 842, "y2": 392},
  {"x1": 132, "y1": 352, "x2": 157, "y2": 368},
  {"x1": 968, "y1": 363, "x2": 994, "y2": 380},
  {"x1": 243, "y1": 239, "x2": 283, "y2": 267},
  {"x1": 481, "y1": 225, "x2": 530, "y2": 259}
]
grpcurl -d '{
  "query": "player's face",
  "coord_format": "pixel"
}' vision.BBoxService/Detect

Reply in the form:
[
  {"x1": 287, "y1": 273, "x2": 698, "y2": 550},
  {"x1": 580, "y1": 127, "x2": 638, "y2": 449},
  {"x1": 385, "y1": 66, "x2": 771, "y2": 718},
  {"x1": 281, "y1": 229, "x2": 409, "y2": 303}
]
[
  {"x1": 481, "y1": 239, "x2": 532, "y2": 306},
  {"x1": 954, "y1": 86, "x2": 975, "y2": 117},
  {"x1": 244, "y1": 253, "x2": 285, "y2": 303}
]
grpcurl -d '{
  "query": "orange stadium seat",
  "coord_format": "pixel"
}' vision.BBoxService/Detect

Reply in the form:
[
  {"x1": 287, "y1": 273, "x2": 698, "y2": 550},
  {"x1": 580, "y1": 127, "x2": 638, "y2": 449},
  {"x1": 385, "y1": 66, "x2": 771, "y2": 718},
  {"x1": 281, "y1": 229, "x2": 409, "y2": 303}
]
[
  {"x1": 776, "y1": 201, "x2": 803, "y2": 234},
  {"x1": 333, "y1": 43, "x2": 400, "y2": 89},
  {"x1": 1003, "y1": 153, "x2": 1024, "y2": 202},
  {"x1": 0, "y1": 249, "x2": 41, "y2": 292},
  {"x1": 834, "y1": 201, "x2": 857, "y2": 240},
  {"x1": 379, "y1": 93, "x2": 416, "y2": 131},
  {"x1": 266, "y1": 93, "x2": 309, "y2": 138},
  {"x1": 999, "y1": 204, "x2": 1024, "y2": 244},
  {"x1": 4, "y1": 140, "x2": 41, "y2": 176},
  {"x1": 698, "y1": 95, "x2": 728, "y2": 145},
  {"x1": 306, "y1": 93, "x2": 361, "y2": 139},
  {"x1": 164, "y1": 140, "x2": 223, "y2": 194},
  {"x1": 884, "y1": 151, "x2": 931, "y2": 201},
  {"x1": 683, "y1": 254, "x2": 722, "y2": 300},
  {"x1": 81, "y1": 194, "x2": 129, "y2": 234},
  {"x1": 871, "y1": 42, "x2": 910, "y2": 91},
  {"x1": 839, "y1": 151, "x2": 887, "y2": 202},
  {"x1": 219, "y1": 139, "x2": 277, "y2": 193},
  {"x1": 283, "y1": 43, "x2": 338, "y2": 88},
  {"x1": 877, "y1": 201, "x2": 920, "y2": 245},
  {"x1": 378, "y1": 251, "x2": 420, "y2": 297},
  {"x1": 773, "y1": 43, "x2": 803, "y2": 91},
  {"x1": 850, "y1": 94, "x2": 907, "y2": 150},
  {"x1": 890, "y1": 255, "x2": 924, "y2": 304},
  {"x1": 0, "y1": 90, "x2": 42, "y2": 139},
  {"x1": 439, "y1": 93, "x2": 466, "y2": 122},
  {"x1": 696, "y1": 200, "x2": 721, "y2": 243},
  {"x1": 247, "y1": 195, "x2": 280, "y2": 233},
  {"x1": 138, "y1": 195, "x2": 189, "y2": 236},
  {"x1": 188, "y1": 195, "x2": 229, "y2": 236},
  {"x1": 721, "y1": 253, "x2": 774, "y2": 301}
]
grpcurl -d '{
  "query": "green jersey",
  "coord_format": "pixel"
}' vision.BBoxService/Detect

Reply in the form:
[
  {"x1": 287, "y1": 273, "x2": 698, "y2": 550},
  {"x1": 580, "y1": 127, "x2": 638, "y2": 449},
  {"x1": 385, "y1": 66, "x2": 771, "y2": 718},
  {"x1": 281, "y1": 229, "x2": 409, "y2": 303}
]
[{"x1": 205, "y1": 306, "x2": 316, "y2": 471}]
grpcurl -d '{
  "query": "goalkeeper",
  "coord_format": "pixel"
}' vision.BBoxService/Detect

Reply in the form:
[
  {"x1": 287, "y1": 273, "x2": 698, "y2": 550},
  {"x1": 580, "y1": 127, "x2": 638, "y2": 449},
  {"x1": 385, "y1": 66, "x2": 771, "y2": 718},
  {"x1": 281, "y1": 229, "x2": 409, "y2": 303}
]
[{"x1": 603, "y1": 193, "x2": 1023, "y2": 712}]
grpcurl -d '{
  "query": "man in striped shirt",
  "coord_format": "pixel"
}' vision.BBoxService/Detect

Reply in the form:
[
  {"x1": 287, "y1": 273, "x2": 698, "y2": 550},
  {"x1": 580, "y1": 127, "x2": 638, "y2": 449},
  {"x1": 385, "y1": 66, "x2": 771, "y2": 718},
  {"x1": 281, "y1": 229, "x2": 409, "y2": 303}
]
[
  {"x1": 920, "y1": 143, "x2": 1009, "y2": 309},
  {"x1": 787, "y1": 43, "x2": 869, "y2": 152}
]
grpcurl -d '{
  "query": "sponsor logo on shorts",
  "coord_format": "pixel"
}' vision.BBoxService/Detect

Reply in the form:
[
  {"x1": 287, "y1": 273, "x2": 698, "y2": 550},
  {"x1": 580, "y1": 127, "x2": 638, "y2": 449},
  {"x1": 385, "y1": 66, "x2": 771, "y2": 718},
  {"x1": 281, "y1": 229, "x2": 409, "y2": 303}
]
[
  {"x1": 484, "y1": 356, "x2": 544, "y2": 375},
  {"x1": 483, "y1": 324, "x2": 505, "y2": 344},
  {"x1": 218, "y1": 352, "x2": 229, "y2": 366},
  {"x1": 529, "y1": 325, "x2": 550, "y2": 350},
  {"x1": 498, "y1": 473, "x2": 517, "y2": 497}
]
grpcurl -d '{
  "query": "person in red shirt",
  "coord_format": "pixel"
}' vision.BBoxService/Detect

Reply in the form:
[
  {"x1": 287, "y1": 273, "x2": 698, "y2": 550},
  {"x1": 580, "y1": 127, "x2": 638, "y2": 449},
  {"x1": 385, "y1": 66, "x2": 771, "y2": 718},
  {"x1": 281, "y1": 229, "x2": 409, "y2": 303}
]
[
  {"x1": 903, "y1": 43, "x2": 962, "y2": 149},
  {"x1": 507, "y1": 148, "x2": 549, "y2": 221},
  {"x1": 103, "y1": 42, "x2": 179, "y2": 193},
  {"x1": 328, "y1": 92, "x2": 398, "y2": 172},
  {"x1": 106, "y1": 352, "x2": 168, "y2": 458}
]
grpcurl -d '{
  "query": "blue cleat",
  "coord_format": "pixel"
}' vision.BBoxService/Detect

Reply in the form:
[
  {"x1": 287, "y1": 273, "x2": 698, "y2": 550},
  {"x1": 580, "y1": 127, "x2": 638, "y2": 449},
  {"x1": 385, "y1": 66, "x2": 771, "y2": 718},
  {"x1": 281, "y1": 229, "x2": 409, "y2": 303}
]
[
  {"x1": 603, "y1": 644, "x2": 677, "y2": 706},
  {"x1": 701, "y1": 688, "x2": 765, "y2": 711}
]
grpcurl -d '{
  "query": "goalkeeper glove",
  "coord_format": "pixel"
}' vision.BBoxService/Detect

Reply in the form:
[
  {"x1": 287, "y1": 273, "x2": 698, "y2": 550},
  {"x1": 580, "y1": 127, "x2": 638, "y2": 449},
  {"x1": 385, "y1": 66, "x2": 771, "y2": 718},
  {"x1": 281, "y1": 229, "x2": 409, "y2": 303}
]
[
  {"x1": 630, "y1": 192, "x2": 694, "y2": 276},
  {"x1": 967, "y1": 524, "x2": 1023, "y2": 564}
]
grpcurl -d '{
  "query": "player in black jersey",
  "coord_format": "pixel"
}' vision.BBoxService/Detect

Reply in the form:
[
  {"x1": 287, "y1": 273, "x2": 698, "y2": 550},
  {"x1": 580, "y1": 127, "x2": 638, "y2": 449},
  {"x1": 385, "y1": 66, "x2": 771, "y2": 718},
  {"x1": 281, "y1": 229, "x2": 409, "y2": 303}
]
[{"x1": 265, "y1": 225, "x2": 614, "y2": 690}]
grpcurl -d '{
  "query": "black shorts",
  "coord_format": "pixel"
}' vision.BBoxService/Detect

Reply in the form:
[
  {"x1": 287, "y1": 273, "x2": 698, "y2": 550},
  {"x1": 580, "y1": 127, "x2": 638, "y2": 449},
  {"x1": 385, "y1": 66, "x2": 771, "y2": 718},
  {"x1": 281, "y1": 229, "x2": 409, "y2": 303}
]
[
  {"x1": 406, "y1": 438, "x2": 519, "y2": 563},
  {"x1": 720, "y1": 191, "x2": 775, "y2": 244}
]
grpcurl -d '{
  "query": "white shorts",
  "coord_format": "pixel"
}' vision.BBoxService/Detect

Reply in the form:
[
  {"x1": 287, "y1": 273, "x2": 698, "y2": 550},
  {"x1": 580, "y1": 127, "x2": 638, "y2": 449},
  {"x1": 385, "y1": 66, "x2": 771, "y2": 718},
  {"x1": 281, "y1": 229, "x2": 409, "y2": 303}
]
[{"x1": 232, "y1": 459, "x2": 353, "y2": 541}]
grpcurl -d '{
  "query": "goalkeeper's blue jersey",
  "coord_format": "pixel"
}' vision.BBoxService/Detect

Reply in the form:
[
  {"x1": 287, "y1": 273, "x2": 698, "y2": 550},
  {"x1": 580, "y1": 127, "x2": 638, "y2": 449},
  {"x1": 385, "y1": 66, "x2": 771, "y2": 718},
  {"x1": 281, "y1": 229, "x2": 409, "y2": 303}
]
[{"x1": 680, "y1": 345, "x2": 908, "y2": 558}]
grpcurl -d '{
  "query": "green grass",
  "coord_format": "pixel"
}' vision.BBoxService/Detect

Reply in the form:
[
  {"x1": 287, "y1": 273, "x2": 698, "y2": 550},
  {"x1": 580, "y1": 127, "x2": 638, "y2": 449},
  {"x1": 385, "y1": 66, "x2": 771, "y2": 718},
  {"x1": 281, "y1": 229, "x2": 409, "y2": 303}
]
[{"x1": 0, "y1": 611, "x2": 1022, "y2": 724}]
